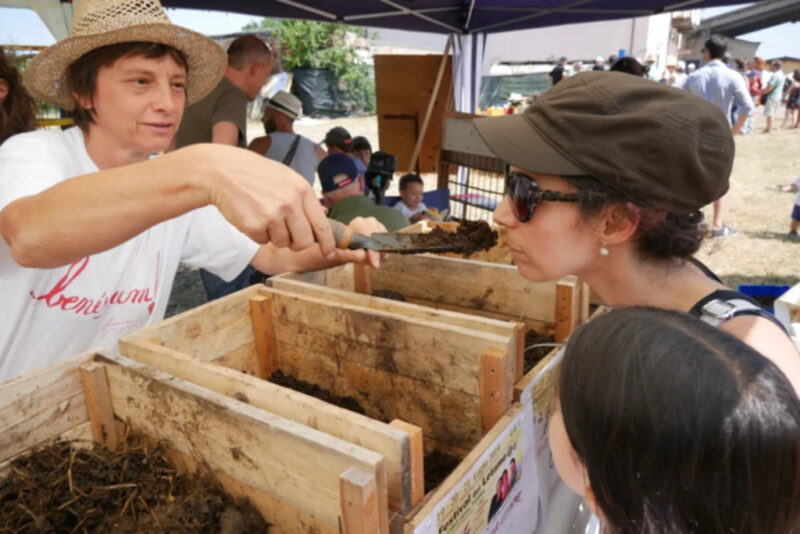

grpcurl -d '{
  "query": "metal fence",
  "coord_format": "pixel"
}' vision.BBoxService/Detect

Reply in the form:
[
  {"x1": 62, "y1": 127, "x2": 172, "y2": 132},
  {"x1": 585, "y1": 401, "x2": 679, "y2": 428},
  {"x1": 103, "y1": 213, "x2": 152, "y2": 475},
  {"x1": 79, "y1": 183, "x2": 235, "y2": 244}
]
[{"x1": 437, "y1": 149, "x2": 505, "y2": 221}]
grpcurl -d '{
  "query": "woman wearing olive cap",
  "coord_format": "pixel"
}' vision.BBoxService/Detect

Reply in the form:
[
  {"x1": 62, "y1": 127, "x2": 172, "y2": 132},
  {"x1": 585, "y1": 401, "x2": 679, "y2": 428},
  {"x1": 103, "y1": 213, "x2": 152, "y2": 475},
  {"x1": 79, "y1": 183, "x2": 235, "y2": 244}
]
[
  {"x1": 0, "y1": 0, "x2": 383, "y2": 383},
  {"x1": 473, "y1": 71, "x2": 799, "y2": 391}
]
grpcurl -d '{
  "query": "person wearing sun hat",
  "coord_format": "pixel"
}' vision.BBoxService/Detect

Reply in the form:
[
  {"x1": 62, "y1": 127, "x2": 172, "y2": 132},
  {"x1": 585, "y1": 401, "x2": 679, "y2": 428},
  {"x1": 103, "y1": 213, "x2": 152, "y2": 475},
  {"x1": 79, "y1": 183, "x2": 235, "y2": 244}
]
[
  {"x1": 472, "y1": 69, "x2": 799, "y2": 533},
  {"x1": 248, "y1": 90, "x2": 326, "y2": 186},
  {"x1": 0, "y1": 0, "x2": 385, "y2": 383}
]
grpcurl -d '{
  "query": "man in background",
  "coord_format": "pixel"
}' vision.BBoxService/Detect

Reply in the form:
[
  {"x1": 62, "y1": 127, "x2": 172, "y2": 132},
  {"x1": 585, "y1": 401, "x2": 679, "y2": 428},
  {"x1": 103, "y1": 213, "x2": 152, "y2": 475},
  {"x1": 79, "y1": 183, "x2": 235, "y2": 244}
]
[
  {"x1": 175, "y1": 35, "x2": 273, "y2": 299},
  {"x1": 761, "y1": 60, "x2": 786, "y2": 133},
  {"x1": 548, "y1": 57, "x2": 567, "y2": 86},
  {"x1": 320, "y1": 154, "x2": 409, "y2": 231},
  {"x1": 685, "y1": 35, "x2": 754, "y2": 239},
  {"x1": 248, "y1": 90, "x2": 325, "y2": 186}
]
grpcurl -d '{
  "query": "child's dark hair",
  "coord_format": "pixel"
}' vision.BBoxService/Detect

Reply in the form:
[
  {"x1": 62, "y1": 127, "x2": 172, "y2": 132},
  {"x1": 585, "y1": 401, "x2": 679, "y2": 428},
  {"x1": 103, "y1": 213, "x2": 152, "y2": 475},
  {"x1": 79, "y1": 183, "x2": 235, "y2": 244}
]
[
  {"x1": 562, "y1": 175, "x2": 704, "y2": 261},
  {"x1": 559, "y1": 308, "x2": 800, "y2": 534},
  {"x1": 399, "y1": 173, "x2": 423, "y2": 191}
]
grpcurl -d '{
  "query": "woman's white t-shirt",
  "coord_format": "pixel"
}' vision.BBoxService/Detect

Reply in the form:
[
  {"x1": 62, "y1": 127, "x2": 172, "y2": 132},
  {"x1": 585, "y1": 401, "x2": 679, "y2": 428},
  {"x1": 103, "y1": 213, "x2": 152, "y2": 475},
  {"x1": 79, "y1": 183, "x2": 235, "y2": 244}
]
[{"x1": 0, "y1": 127, "x2": 259, "y2": 382}]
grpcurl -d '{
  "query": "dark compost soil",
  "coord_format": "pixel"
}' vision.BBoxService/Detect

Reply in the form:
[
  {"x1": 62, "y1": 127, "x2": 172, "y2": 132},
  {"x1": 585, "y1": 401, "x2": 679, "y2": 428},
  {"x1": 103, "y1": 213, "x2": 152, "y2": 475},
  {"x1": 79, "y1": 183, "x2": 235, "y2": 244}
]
[
  {"x1": 269, "y1": 370, "x2": 368, "y2": 416},
  {"x1": 524, "y1": 330, "x2": 556, "y2": 374},
  {"x1": 0, "y1": 440, "x2": 269, "y2": 533},
  {"x1": 424, "y1": 450, "x2": 462, "y2": 492},
  {"x1": 414, "y1": 221, "x2": 498, "y2": 256},
  {"x1": 371, "y1": 290, "x2": 407, "y2": 302}
]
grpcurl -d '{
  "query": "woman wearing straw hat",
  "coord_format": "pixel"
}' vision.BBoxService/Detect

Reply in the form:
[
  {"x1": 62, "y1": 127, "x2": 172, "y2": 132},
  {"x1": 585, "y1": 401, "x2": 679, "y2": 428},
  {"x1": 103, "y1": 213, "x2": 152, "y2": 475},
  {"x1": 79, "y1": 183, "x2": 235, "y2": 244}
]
[
  {"x1": 0, "y1": 0, "x2": 383, "y2": 383},
  {"x1": 472, "y1": 71, "x2": 799, "y2": 532}
]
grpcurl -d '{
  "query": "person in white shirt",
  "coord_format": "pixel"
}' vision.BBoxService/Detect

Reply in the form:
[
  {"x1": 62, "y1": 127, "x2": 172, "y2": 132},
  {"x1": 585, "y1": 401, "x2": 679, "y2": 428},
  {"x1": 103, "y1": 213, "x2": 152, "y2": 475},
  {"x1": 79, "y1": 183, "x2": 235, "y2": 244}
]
[
  {"x1": 393, "y1": 173, "x2": 429, "y2": 222},
  {"x1": 0, "y1": 0, "x2": 382, "y2": 383}
]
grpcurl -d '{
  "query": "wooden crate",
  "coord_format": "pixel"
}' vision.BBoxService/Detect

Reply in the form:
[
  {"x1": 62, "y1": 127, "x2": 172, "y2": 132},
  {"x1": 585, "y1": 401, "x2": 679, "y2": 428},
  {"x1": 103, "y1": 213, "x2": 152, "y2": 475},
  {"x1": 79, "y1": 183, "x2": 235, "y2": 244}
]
[
  {"x1": 0, "y1": 351, "x2": 389, "y2": 534},
  {"x1": 271, "y1": 254, "x2": 590, "y2": 343},
  {"x1": 119, "y1": 285, "x2": 519, "y2": 526}
]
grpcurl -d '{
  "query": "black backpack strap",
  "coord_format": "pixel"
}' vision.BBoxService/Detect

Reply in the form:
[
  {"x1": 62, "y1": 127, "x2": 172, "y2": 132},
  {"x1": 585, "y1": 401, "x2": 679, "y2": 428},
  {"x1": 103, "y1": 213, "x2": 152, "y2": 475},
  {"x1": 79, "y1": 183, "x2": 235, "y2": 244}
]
[
  {"x1": 691, "y1": 289, "x2": 789, "y2": 334},
  {"x1": 687, "y1": 257, "x2": 723, "y2": 284},
  {"x1": 282, "y1": 134, "x2": 302, "y2": 166}
]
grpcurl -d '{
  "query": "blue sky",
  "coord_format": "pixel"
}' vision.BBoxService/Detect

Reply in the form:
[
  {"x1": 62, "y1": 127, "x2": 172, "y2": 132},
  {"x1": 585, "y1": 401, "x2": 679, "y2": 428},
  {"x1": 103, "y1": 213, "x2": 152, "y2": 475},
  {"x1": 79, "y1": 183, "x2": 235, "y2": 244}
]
[{"x1": 1, "y1": 4, "x2": 798, "y2": 59}]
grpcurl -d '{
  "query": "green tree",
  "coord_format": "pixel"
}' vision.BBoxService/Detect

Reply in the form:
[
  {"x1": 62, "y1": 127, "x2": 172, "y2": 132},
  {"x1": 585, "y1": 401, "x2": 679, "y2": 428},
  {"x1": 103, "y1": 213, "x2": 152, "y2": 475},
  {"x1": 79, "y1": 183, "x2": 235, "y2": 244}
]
[{"x1": 243, "y1": 18, "x2": 375, "y2": 112}]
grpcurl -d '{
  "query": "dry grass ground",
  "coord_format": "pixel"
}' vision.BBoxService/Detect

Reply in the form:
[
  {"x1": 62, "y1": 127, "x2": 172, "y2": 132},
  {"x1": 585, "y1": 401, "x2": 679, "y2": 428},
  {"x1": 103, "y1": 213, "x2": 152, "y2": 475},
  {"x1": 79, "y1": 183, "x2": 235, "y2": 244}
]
[
  {"x1": 695, "y1": 112, "x2": 800, "y2": 288},
  {"x1": 249, "y1": 111, "x2": 800, "y2": 288}
]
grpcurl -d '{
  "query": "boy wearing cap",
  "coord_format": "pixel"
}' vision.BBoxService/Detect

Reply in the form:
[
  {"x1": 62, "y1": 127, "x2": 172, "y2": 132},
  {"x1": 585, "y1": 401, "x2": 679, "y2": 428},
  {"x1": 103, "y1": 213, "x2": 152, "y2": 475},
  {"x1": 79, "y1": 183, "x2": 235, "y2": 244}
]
[
  {"x1": 248, "y1": 90, "x2": 326, "y2": 186},
  {"x1": 320, "y1": 154, "x2": 409, "y2": 232},
  {"x1": 0, "y1": 0, "x2": 383, "y2": 383},
  {"x1": 323, "y1": 126, "x2": 367, "y2": 176}
]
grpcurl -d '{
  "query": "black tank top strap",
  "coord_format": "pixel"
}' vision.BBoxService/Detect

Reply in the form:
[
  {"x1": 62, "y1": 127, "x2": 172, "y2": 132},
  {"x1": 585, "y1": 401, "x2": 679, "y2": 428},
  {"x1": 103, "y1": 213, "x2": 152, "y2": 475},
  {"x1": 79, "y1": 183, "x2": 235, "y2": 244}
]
[{"x1": 687, "y1": 256, "x2": 723, "y2": 284}]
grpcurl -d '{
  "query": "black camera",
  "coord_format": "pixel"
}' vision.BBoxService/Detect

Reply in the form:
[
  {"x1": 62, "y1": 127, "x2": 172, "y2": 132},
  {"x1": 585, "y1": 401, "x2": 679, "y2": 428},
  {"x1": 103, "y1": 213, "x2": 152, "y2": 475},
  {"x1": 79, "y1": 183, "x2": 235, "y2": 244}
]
[{"x1": 364, "y1": 151, "x2": 397, "y2": 205}]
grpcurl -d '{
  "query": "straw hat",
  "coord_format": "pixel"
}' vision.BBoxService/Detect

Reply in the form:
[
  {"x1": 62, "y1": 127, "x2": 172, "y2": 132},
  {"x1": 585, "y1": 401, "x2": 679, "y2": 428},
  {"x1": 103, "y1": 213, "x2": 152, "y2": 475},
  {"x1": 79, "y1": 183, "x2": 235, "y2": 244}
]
[{"x1": 24, "y1": 0, "x2": 227, "y2": 110}]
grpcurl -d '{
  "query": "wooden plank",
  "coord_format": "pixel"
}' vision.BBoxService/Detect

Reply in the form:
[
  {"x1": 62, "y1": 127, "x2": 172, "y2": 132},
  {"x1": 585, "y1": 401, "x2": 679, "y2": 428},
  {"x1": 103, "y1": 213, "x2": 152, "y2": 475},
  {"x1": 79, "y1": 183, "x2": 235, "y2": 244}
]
[
  {"x1": 266, "y1": 278, "x2": 518, "y2": 339},
  {"x1": 513, "y1": 346, "x2": 562, "y2": 403},
  {"x1": 267, "y1": 287, "x2": 510, "y2": 397},
  {"x1": 211, "y1": 343, "x2": 260, "y2": 376},
  {"x1": 390, "y1": 420, "x2": 425, "y2": 506},
  {"x1": 79, "y1": 362, "x2": 119, "y2": 452},
  {"x1": 340, "y1": 467, "x2": 380, "y2": 534},
  {"x1": 371, "y1": 254, "x2": 561, "y2": 324},
  {"x1": 130, "y1": 285, "x2": 262, "y2": 360},
  {"x1": 407, "y1": 405, "x2": 523, "y2": 528},
  {"x1": 480, "y1": 348, "x2": 514, "y2": 432},
  {"x1": 353, "y1": 264, "x2": 373, "y2": 295},
  {"x1": 554, "y1": 279, "x2": 579, "y2": 343},
  {"x1": 161, "y1": 443, "x2": 339, "y2": 534},
  {"x1": 578, "y1": 280, "x2": 591, "y2": 324},
  {"x1": 0, "y1": 352, "x2": 89, "y2": 429},
  {"x1": 249, "y1": 294, "x2": 277, "y2": 378},
  {"x1": 513, "y1": 322, "x2": 526, "y2": 381},
  {"x1": 118, "y1": 338, "x2": 413, "y2": 514},
  {"x1": 0, "y1": 393, "x2": 88, "y2": 463},
  {"x1": 277, "y1": 342, "x2": 484, "y2": 449},
  {"x1": 101, "y1": 356, "x2": 390, "y2": 532}
]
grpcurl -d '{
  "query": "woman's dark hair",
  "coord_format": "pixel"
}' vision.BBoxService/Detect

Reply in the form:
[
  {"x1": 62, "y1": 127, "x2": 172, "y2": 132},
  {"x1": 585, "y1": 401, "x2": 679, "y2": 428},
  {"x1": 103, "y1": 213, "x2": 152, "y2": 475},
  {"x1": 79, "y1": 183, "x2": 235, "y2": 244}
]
[
  {"x1": 559, "y1": 308, "x2": 800, "y2": 534},
  {"x1": 0, "y1": 48, "x2": 38, "y2": 144},
  {"x1": 562, "y1": 175, "x2": 704, "y2": 260},
  {"x1": 67, "y1": 42, "x2": 188, "y2": 132},
  {"x1": 609, "y1": 57, "x2": 644, "y2": 77}
]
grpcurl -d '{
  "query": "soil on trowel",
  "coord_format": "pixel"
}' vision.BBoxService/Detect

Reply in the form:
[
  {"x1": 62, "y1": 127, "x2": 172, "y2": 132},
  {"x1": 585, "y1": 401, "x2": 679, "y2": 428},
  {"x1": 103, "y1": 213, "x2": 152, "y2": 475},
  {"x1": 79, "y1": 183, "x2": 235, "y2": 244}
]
[
  {"x1": 371, "y1": 289, "x2": 407, "y2": 302},
  {"x1": 414, "y1": 220, "x2": 498, "y2": 257},
  {"x1": 424, "y1": 450, "x2": 463, "y2": 491},
  {"x1": 0, "y1": 440, "x2": 269, "y2": 533},
  {"x1": 524, "y1": 330, "x2": 556, "y2": 374},
  {"x1": 270, "y1": 369, "x2": 368, "y2": 416}
]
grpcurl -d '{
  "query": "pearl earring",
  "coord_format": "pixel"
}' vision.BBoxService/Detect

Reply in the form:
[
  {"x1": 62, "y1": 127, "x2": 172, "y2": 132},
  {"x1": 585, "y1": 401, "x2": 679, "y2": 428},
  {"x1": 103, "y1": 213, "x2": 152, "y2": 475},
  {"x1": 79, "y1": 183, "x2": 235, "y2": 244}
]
[{"x1": 600, "y1": 245, "x2": 610, "y2": 256}]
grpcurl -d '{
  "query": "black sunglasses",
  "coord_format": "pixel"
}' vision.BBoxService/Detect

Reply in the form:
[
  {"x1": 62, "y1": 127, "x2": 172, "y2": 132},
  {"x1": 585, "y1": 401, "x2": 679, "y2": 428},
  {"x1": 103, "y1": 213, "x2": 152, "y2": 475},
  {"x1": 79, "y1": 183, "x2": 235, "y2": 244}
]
[{"x1": 504, "y1": 165, "x2": 579, "y2": 222}]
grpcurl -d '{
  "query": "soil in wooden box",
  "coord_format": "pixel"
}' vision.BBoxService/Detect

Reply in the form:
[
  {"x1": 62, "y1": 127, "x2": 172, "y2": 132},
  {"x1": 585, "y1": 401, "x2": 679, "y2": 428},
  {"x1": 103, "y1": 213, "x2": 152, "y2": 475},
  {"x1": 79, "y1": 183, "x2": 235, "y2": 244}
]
[
  {"x1": 524, "y1": 330, "x2": 556, "y2": 374},
  {"x1": 0, "y1": 440, "x2": 269, "y2": 533},
  {"x1": 268, "y1": 370, "x2": 464, "y2": 494}
]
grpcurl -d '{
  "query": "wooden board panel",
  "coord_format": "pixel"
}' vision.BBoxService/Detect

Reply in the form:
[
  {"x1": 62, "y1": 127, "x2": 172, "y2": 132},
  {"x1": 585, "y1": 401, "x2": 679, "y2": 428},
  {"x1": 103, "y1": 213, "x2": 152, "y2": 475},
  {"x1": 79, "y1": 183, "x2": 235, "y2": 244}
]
[
  {"x1": 267, "y1": 288, "x2": 511, "y2": 397},
  {"x1": 276, "y1": 342, "x2": 483, "y2": 449},
  {"x1": 374, "y1": 54, "x2": 453, "y2": 173},
  {"x1": 266, "y1": 278, "x2": 518, "y2": 339},
  {"x1": 131, "y1": 285, "x2": 262, "y2": 360},
  {"x1": 0, "y1": 352, "x2": 89, "y2": 429},
  {"x1": 102, "y1": 355, "x2": 390, "y2": 532},
  {"x1": 371, "y1": 254, "x2": 562, "y2": 324},
  {"x1": 119, "y1": 338, "x2": 414, "y2": 514}
]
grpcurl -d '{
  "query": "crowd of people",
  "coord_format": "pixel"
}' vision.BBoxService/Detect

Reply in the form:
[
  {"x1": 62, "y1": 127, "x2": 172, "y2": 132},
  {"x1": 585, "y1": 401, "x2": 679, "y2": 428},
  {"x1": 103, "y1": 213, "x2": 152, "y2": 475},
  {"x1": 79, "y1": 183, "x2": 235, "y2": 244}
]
[{"x1": 0, "y1": 1, "x2": 799, "y2": 532}]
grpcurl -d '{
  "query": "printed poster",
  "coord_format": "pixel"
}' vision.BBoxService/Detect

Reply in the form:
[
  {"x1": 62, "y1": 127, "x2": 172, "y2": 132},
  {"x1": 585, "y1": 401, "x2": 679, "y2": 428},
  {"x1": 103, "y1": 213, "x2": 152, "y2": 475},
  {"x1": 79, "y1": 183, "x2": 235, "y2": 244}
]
[{"x1": 414, "y1": 402, "x2": 538, "y2": 534}]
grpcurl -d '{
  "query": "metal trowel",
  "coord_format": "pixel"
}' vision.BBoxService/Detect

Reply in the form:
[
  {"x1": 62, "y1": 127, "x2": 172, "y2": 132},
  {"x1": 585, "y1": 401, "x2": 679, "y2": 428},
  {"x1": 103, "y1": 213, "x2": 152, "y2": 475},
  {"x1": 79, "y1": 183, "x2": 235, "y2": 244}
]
[{"x1": 329, "y1": 219, "x2": 460, "y2": 254}]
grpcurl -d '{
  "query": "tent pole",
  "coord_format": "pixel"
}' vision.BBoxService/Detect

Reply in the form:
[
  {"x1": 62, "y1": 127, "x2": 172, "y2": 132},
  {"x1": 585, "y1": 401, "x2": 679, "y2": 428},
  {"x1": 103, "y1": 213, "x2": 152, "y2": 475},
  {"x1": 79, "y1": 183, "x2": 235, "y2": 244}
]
[{"x1": 407, "y1": 35, "x2": 451, "y2": 173}]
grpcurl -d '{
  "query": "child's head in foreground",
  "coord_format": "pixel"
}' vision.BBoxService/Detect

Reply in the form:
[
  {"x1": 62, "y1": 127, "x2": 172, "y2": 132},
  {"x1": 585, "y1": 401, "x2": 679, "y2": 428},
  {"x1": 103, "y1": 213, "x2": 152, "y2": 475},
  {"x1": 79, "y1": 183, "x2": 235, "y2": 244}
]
[
  {"x1": 550, "y1": 307, "x2": 800, "y2": 534},
  {"x1": 399, "y1": 173, "x2": 424, "y2": 210}
]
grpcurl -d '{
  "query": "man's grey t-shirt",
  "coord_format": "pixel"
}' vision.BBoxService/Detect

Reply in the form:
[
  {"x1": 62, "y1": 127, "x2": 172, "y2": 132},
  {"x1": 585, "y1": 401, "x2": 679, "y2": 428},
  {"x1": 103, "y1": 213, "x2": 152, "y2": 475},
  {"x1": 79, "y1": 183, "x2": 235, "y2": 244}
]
[
  {"x1": 264, "y1": 132, "x2": 319, "y2": 186},
  {"x1": 175, "y1": 77, "x2": 247, "y2": 148}
]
